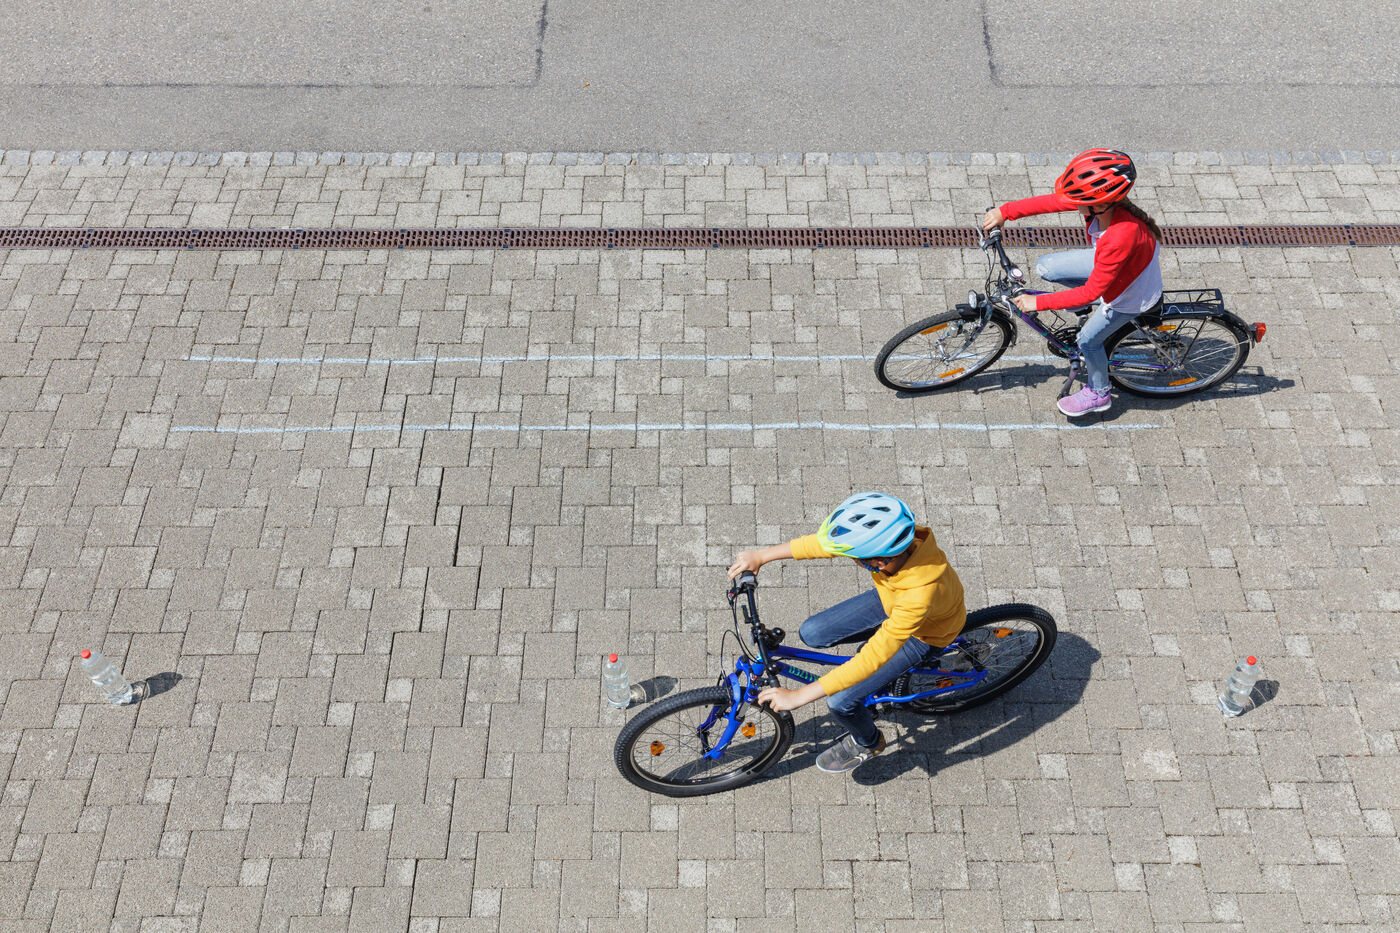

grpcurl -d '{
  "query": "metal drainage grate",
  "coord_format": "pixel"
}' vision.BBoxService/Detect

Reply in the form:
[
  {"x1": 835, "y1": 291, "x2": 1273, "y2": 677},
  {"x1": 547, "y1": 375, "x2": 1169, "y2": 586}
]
[{"x1": 1, "y1": 224, "x2": 1397, "y2": 250}]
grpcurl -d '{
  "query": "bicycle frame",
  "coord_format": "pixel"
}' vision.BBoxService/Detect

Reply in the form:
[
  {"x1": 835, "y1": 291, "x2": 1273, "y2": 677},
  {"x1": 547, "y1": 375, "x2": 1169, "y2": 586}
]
[
  {"x1": 701, "y1": 575, "x2": 989, "y2": 761},
  {"x1": 971, "y1": 229, "x2": 1191, "y2": 392}
]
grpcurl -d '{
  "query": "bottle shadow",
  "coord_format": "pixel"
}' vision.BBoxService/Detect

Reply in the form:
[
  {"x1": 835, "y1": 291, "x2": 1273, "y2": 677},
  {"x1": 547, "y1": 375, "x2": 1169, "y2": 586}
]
[
  {"x1": 1250, "y1": 678, "x2": 1280, "y2": 711},
  {"x1": 632, "y1": 675, "x2": 679, "y2": 704},
  {"x1": 136, "y1": 671, "x2": 183, "y2": 702},
  {"x1": 759, "y1": 632, "x2": 1100, "y2": 787}
]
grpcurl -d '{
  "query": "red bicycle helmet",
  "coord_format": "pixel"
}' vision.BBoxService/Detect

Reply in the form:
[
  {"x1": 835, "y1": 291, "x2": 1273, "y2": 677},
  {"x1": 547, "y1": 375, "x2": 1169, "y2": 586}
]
[{"x1": 1054, "y1": 148, "x2": 1136, "y2": 206}]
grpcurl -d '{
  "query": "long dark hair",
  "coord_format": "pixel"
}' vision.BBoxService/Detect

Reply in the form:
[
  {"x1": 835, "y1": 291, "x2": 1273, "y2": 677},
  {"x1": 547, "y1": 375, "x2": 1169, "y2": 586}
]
[{"x1": 1115, "y1": 198, "x2": 1162, "y2": 241}]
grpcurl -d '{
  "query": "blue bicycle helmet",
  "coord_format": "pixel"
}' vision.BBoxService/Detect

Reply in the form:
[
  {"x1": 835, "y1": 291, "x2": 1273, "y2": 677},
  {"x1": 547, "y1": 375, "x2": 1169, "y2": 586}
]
[{"x1": 816, "y1": 492, "x2": 916, "y2": 559}]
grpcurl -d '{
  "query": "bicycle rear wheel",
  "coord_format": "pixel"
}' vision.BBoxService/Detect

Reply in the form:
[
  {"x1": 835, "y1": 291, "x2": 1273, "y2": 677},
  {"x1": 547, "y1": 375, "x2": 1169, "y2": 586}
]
[
  {"x1": 1106, "y1": 311, "x2": 1249, "y2": 397},
  {"x1": 614, "y1": 686, "x2": 795, "y2": 797},
  {"x1": 874, "y1": 308, "x2": 1014, "y2": 393},
  {"x1": 891, "y1": 604, "x2": 1056, "y2": 714}
]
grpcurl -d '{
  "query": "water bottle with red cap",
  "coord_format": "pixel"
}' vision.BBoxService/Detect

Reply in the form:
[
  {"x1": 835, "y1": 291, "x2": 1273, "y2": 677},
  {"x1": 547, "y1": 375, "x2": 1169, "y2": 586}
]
[
  {"x1": 603, "y1": 653, "x2": 640, "y2": 708},
  {"x1": 80, "y1": 649, "x2": 137, "y2": 705},
  {"x1": 1217, "y1": 656, "x2": 1260, "y2": 717}
]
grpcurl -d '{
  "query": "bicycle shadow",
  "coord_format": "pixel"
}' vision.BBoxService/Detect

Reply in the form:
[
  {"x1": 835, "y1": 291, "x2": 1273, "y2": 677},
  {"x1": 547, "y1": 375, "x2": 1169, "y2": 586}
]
[
  {"x1": 891, "y1": 365, "x2": 1292, "y2": 412},
  {"x1": 759, "y1": 632, "x2": 1100, "y2": 787},
  {"x1": 890, "y1": 362, "x2": 1063, "y2": 400}
]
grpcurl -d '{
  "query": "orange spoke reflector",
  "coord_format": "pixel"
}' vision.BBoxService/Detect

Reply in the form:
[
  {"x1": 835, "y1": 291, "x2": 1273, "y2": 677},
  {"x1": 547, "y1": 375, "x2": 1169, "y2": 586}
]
[
  {"x1": 994, "y1": 628, "x2": 1012, "y2": 637},
  {"x1": 740, "y1": 722, "x2": 756, "y2": 737},
  {"x1": 1168, "y1": 377, "x2": 1198, "y2": 386},
  {"x1": 934, "y1": 678, "x2": 955, "y2": 689},
  {"x1": 920, "y1": 323, "x2": 949, "y2": 334},
  {"x1": 939, "y1": 368, "x2": 965, "y2": 379},
  {"x1": 649, "y1": 741, "x2": 665, "y2": 756},
  {"x1": 1156, "y1": 324, "x2": 1179, "y2": 332}
]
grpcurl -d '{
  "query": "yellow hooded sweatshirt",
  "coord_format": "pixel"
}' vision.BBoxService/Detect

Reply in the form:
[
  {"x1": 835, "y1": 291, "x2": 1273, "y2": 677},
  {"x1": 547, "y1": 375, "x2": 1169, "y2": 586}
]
[{"x1": 789, "y1": 525, "x2": 966, "y2": 695}]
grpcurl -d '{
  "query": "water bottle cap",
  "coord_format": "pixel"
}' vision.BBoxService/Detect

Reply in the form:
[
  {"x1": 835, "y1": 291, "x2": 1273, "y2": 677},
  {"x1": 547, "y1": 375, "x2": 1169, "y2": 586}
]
[
  {"x1": 1246, "y1": 656, "x2": 1257, "y2": 665},
  {"x1": 608, "y1": 653, "x2": 618, "y2": 663},
  {"x1": 80, "y1": 650, "x2": 91, "y2": 659}
]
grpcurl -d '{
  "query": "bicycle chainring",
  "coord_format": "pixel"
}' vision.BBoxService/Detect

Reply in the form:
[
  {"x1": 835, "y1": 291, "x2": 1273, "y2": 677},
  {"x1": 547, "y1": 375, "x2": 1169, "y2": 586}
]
[{"x1": 1046, "y1": 326, "x2": 1080, "y2": 359}]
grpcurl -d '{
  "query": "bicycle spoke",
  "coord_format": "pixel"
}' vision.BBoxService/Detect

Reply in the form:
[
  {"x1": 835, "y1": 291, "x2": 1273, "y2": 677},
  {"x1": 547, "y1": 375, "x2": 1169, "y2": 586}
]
[
  {"x1": 1108, "y1": 315, "x2": 1244, "y2": 395},
  {"x1": 894, "y1": 608, "x2": 1054, "y2": 713},
  {"x1": 883, "y1": 329, "x2": 1002, "y2": 386},
  {"x1": 628, "y1": 701, "x2": 780, "y2": 784},
  {"x1": 875, "y1": 312, "x2": 1013, "y2": 392}
]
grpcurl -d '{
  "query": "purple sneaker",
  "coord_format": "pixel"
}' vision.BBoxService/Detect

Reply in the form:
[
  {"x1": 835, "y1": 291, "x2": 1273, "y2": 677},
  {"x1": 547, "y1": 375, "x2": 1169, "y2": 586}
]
[{"x1": 1057, "y1": 386, "x2": 1111, "y2": 417}]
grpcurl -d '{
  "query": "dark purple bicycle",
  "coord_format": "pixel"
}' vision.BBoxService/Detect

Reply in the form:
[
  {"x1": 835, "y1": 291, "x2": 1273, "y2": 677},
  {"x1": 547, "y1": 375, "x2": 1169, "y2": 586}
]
[{"x1": 874, "y1": 224, "x2": 1266, "y2": 399}]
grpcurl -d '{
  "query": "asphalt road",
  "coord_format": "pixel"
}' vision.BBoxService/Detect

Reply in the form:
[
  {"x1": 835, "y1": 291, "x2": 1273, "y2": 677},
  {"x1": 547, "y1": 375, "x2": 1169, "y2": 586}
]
[{"x1": 2, "y1": 1, "x2": 1398, "y2": 152}]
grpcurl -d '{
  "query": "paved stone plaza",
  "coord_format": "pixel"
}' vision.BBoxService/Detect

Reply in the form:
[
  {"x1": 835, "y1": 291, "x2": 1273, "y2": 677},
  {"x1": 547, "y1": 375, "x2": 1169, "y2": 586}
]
[{"x1": 0, "y1": 153, "x2": 1397, "y2": 931}]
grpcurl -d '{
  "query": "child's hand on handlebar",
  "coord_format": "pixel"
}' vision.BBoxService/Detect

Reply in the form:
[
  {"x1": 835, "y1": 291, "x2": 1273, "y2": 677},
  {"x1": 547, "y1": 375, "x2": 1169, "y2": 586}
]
[
  {"x1": 728, "y1": 551, "x2": 765, "y2": 579},
  {"x1": 981, "y1": 207, "x2": 1004, "y2": 231},
  {"x1": 1012, "y1": 294, "x2": 1036, "y2": 313},
  {"x1": 756, "y1": 685, "x2": 811, "y2": 712}
]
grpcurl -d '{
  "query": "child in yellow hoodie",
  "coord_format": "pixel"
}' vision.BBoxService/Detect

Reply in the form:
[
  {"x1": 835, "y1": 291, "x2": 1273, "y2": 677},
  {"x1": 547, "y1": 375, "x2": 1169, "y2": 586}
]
[{"x1": 728, "y1": 492, "x2": 965, "y2": 773}]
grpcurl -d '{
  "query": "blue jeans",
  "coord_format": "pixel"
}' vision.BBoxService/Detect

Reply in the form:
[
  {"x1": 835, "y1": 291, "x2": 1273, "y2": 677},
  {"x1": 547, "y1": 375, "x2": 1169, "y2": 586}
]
[
  {"x1": 799, "y1": 589, "x2": 938, "y2": 747},
  {"x1": 1035, "y1": 248, "x2": 1137, "y2": 394}
]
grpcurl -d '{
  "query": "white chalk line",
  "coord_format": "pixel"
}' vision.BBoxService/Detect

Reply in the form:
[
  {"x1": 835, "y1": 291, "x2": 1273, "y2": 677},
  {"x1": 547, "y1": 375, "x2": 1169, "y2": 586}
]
[
  {"x1": 172, "y1": 419, "x2": 1156, "y2": 436},
  {"x1": 185, "y1": 352, "x2": 1055, "y2": 366}
]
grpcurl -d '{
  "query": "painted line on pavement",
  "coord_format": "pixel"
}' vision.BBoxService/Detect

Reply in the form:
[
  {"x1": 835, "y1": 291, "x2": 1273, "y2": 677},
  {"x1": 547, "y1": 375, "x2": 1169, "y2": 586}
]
[
  {"x1": 172, "y1": 419, "x2": 1155, "y2": 436},
  {"x1": 185, "y1": 353, "x2": 1055, "y2": 365}
]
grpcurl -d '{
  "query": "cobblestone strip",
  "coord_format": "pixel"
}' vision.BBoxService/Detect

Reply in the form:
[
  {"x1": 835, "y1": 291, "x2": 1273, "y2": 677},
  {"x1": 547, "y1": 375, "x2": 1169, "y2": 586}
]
[{"x1": 2, "y1": 151, "x2": 1399, "y2": 232}]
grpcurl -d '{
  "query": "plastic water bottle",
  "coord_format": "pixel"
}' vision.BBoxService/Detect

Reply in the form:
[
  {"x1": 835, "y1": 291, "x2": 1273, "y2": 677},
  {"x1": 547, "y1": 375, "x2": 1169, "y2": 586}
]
[
  {"x1": 1217, "y1": 656, "x2": 1260, "y2": 717},
  {"x1": 80, "y1": 650, "x2": 136, "y2": 705},
  {"x1": 603, "y1": 653, "x2": 635, "y2": 709}
]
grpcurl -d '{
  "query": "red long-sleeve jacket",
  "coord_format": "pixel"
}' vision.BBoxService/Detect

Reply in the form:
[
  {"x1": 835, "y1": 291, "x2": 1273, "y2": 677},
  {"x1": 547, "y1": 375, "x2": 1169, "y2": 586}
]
[{"x1": 1000, "y1": 194, "x2": 1163, "y2": 314}]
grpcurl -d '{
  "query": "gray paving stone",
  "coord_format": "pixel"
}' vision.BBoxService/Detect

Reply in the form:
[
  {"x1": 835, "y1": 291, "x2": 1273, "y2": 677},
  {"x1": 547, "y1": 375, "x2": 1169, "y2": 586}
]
[{"x1": 1, "y1": 154, "x2": 1398, "y2": 931}]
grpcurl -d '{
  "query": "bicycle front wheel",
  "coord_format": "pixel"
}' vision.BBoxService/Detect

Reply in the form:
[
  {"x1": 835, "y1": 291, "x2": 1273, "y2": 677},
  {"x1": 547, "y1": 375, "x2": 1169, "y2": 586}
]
[
  {"x1": 614, "y1": 686, "x2": 795, "y2": 797},
  {"x1": 891, "y1": 603, "x2": 1057, "y2": 714},
  {"x1": 1106, "y1": 312, "x2": 1249, "y2": 397},
  {"x1": 874, "y1": 309, "x2": 1014, "y2": 393}
]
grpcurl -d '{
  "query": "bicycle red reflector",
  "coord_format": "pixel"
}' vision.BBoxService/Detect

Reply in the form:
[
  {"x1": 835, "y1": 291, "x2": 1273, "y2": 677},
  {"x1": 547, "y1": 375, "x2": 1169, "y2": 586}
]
[
  {"x1": 649, "y1": 741, "x2": 665, "y2": 756},
  {"x1": 741, "y1": 722, "x2": 756, "y2": 737},
  {"x1": 994, "y1": 628, "x2": 1012, "y2": 638},
  {"x1": 1253, "y1": 322, "x2": 1266, "y2": 342}
]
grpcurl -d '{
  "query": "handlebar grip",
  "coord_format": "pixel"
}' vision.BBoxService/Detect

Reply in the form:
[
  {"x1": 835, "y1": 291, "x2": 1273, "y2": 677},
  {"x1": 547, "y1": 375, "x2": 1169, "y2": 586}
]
[{"x1": 734, "y1": 571, "x2": 757, "y2": 590}]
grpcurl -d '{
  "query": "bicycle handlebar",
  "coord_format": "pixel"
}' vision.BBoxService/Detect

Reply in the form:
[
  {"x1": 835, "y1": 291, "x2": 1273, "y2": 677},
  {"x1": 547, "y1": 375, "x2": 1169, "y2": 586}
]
[
  {"x1": 978, "y1": 225, "x2": 1026, "y2": 288},
  {"x1": 727, "y1": 571, "x2": 757, "y2": 603}
]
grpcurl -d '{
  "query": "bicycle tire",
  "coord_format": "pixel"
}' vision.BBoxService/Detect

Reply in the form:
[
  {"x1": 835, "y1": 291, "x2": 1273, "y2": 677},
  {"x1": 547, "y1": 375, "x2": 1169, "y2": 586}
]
[
  {"x1": 614, "y1": 686, "x2": 795, "y2": 797},
  {"x1": 1105, "y1": 311, "x2": 1250, "y2": 397},
  {"x1": 874, "y1": 308, "x2": 1014, "y2": 393},
  {"x1": 890, "y1": 603, "x2": 1057, "y2": 714}
]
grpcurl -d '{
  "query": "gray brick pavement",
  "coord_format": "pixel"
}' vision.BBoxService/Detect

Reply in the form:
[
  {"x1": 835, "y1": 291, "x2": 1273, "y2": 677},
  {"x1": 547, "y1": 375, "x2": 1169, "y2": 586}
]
[{"x1": 0, "y1": 155, "x2": 1397, "y2": 931}]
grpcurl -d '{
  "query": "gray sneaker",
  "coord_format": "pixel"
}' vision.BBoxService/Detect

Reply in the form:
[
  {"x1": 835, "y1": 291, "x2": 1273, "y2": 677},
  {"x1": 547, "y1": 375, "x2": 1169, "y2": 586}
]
[{"x1": 815, "y1": 731, "x2": 887, "y2": 773}]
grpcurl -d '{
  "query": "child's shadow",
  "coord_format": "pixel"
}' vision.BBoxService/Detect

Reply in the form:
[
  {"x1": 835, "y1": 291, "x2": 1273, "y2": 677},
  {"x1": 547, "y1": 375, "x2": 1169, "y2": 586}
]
[{"x1": 762, "y1": 632, "x2": 1099, "y2": 786}]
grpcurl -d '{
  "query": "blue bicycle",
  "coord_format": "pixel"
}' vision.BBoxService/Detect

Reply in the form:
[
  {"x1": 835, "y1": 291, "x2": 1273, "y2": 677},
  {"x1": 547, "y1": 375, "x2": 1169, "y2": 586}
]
[{"x1": 613, "y1": 572, "x2": 1056, "y2": 796}]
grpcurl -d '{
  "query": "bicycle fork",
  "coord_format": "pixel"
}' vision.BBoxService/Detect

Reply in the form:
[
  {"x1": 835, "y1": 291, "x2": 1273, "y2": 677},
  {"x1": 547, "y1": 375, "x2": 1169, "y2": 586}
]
[{"x1": 701, "y1": 662, "x2": 770, "y2": 760}]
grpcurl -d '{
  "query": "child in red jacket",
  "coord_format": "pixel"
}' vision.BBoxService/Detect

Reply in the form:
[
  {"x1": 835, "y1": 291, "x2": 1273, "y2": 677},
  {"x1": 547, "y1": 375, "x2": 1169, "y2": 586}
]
[{"x1": 982, "y1": 148, "x2": 1164, "y2": 417}]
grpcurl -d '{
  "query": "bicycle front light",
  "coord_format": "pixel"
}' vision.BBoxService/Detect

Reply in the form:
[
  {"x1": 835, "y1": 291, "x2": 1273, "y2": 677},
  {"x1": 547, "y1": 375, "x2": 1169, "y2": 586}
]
[{"x1": 968, "y1": 289, "x2": 979, "y2": 308}]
